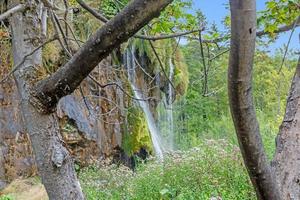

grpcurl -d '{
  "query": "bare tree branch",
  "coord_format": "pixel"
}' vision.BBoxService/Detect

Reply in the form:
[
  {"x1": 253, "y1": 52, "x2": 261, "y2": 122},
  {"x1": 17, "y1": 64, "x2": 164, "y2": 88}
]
[
  {"x1": 40, "y1": 0, "x2": 63, "y2": 11},
  {"x1": 76, "y1": 0, "x2": 108, "y2": 23},
  {"x1": 208, "y1": 49, "x2": 230, "y2": 61},
  {"x1": 0, "y1": 37, "x2": 57, "y2": 84},
  {"x1": 149, "y1": 40, "x2": 176, "y2": 103},
  {"x1": 88, "y1": 74, "x2": 154, "y2": 102},
  {"x1": 198, "y1": 30, "x2": 208, "y2": 96},
  {"x1": 52, "y1": 12, "x2": 72, "y2": 54},
  {"x1": 278, "y1": 17, "x2": 300, "y2": 73},
  {"x1": 134, "y1": 29, "x2": 202, "y2": 41},
  {"x1": 0, "y1": 4, "x2": 26, "y2": 21},
  {"x1": 186, "y1": 35, "x2": 228, "y2": 44},
  {"x1": 187, "y1": 17, "x2": 300, "y2": 44},
  {"x1": 50, "y1": 11, "x2": 72, "y2": 57}
]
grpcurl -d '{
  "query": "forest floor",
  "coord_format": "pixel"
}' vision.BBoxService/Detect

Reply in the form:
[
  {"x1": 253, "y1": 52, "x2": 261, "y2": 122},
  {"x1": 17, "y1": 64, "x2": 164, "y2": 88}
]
[
  {"x1": 0, "y1": 140, "x2": 256, "y2": 200},
  {"x1": 0, "y1": 178, "x2": 47, "y2": 200}
]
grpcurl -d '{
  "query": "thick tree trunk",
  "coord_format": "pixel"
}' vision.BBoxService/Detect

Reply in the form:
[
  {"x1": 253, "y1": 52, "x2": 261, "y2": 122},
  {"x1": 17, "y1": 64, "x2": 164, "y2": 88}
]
[
  {"x1": 228, "y1": 0, "x2": 280, "y2": 199},
  {"x1": 29, "y1": 0, "x2": 173, "y2": 114},
  {"x1": 9, "y1": 1, "x2": 84, "y2": 199},
  {"x1": 273, "y1": 57, "x2": 300, "y2": 199}
]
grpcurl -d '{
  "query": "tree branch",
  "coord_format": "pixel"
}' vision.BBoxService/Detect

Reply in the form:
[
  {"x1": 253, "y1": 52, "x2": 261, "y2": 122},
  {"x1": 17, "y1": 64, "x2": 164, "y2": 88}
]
[
  {"x1": 208, "y1": 49, "x2": 230, "y2": 61},
  {"x1": 277, "y1": 17, "x2": 299, "y2": 73},
  {"x1": 198, "y1": 30, "x2": 208, "y2": 96},
  {"x1": 88, "y1": 74, "x2": 154, "y2": 102},
  {"x1": 29, "y1": 0, "x2": 173, "y2": 114},
  {"x1": 134, "y1": 29, "x2": 202, "y2": 41},
  {"x1": 187, "y1": 17, "x2": 300, "y2": 44},
  {"x1": 256, "y1": 16, "x2": 300, "y2": 37},
  {"x1": 76, "y1": 0, "x2": 108, "y2": 23},
  {"x1": 0, "y1": 4, "x2": 26, "y2": 21},
  {"x1": 0, "y1": 37, "x2": 57, "y2": 84},
  {"x1": 149, "y1": 40, "x2": 176, "y2": 102},
  {"x1": 40, "y1": 0, "x2": 65, "y2": 11},
  {"x1": 76, "y1": 0, "x2": 199, "y2": 41}
]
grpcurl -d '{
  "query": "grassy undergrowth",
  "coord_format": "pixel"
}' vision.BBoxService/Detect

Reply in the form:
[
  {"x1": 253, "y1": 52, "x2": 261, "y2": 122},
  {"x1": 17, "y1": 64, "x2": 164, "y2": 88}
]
[{"x1": 79, "y1": 140, "x2": 256, "y2": 200}]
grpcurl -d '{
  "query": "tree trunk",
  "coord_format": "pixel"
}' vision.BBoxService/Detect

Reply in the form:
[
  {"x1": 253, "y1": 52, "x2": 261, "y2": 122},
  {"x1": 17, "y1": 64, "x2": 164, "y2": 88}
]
[
  {"x1": 273, "y1": 57, "x2": 300, "y2": 199},
  {"x1": 228, "y1": 0, "x2": 280, "y2": 199},
  {"x1": 9, "y1": 1, "x2": 84, "y2": 199}
]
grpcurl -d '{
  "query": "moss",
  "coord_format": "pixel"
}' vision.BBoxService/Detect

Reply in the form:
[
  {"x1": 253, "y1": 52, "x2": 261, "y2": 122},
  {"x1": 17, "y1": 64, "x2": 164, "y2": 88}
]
[
  {"x1": 132, "y1": 38, "x2": 189, "y2": 98},
  {"x1": 122, "y1": 107, "x2": 153, "y2": 156},
  {"x1": 173, "y1": 49, "x2": 189, "y2": 96}
]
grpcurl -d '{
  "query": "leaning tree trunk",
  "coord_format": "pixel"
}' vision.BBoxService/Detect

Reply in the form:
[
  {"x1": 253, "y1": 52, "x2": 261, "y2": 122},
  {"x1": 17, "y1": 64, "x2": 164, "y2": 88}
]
[
  {"x1": 29, "y1": 0, "x2": 173, "y2": 113},
  {"x1": 227, "y1": 0, "x2": 280, "y2": 199},
  {"x1": 273, "y1": 57, "x2": 300, "y2": 199},
  {"x1": 9, "y1": 0, "x2": 84, "y2": 199}
]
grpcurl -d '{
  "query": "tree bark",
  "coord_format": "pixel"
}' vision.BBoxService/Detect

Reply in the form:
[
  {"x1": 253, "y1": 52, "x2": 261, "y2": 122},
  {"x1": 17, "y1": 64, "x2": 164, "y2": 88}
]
[
  {"x1": 29, "y1": 0, "x2": 173, "y2": 114},
  {"x1": 273, "y1": 57, "x2": 300, "y2": 199},
  {"x1": 228, "y1": 0, "x2": 280, "y2": 199},
  {"x1": 9, "y1": 1, "x2": 84, "y2": 199}
]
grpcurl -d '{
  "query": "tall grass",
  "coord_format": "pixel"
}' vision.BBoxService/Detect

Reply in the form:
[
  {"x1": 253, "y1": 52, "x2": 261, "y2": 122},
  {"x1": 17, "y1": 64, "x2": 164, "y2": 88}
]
[{"x1": 79, "y1": 140, "x2": 256, "y2": 200}]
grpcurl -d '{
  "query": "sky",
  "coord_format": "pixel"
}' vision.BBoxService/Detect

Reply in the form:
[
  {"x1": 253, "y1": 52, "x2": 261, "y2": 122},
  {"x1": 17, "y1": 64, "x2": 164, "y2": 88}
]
[{"x1": 192, "y1": 0, "x2": 300, "y2": 54}]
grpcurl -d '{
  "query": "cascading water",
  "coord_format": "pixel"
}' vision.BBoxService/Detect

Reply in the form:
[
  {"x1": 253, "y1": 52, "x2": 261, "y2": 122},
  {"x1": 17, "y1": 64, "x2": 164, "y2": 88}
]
[
  {"x1": 167, "y1": 58, "x2": 175, "y2": 149},
  {"x1": 157, "y1": 58, "x2": 175, "y2": 151},
  {"x1": 125, "y1": 45, "x2": 164, "y2": 160}
]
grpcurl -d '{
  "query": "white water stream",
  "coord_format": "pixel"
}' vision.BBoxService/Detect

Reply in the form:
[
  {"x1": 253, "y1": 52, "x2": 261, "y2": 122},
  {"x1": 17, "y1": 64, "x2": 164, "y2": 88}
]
[
  {"x1": 126, "y1": 45, "x2": 164, "y2": 160},
  {"x1": 166, "y1": 58, "x2": 175, "y2": 149}
]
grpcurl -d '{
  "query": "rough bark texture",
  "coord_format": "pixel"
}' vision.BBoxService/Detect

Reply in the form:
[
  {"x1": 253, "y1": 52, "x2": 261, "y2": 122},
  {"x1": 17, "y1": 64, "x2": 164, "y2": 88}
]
[
  {"x1": 273, "y1": 58, "x2": 300, "y2": 199},
  {"x1": 9, "y1": 1, "x2": 84, "y2": 199},
  {"x1": 29, "y1": 0, "x2": 173, "y2": 114},
  {"x1": 228, "y1": 0, "x2": 280, "y2": 199}
]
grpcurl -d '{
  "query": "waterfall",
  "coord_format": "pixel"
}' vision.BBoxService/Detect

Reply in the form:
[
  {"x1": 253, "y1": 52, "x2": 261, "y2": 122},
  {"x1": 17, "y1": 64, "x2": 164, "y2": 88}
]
[
  {"x1": 167, "y1": 58, "x2": 175, "y2": 149},
  {"x1": 125, "y1": 45, "x2": 164, "y2": 160},
  {"x1": 156, "y1": 57, "x2": 176, "y2": 151}
]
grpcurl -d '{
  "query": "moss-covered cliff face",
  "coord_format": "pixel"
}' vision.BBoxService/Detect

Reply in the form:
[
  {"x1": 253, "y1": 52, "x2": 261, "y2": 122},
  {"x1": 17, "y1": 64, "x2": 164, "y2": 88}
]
[{"x1": 122, "y1": 107, "x2": 153, "y2": 156}]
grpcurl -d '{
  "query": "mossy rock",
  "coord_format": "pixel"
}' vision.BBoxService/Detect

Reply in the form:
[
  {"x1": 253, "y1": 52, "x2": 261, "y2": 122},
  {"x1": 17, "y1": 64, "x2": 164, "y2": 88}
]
[{"x1": 122, "y1": 107, "x2": 153, "y2": 156}]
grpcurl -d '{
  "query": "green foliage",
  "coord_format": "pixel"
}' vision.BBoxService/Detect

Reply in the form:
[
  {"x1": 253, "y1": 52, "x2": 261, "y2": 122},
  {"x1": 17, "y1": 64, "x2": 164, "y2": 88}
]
[
  {"x1": 177, "y1": 41, "x2": 296, "y2": 157},
  {"x1": 259, "y1": 0, "x2": 299, "y2": 35},
  {"x1": 150, "y1": 0, "x2": 197, "y2": 34},
  {"x1": 79, "y1": 140, "x2": 256, "y2": 200},
  {"x1": 174, "y1": 48, "x2": 189, "y2": 96},
  {"x1": 122, "y1": 107, "x2": 153, "y2": 156},
  {"x1": 100, "y1": 0, "x2": 129, "y2": 18},
  {"x1": 178, "y1": 42, "x2": 231, "y2": 148},
  {"x1": 0, "y1": 195, "x2": 14, "y2": 200}
]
